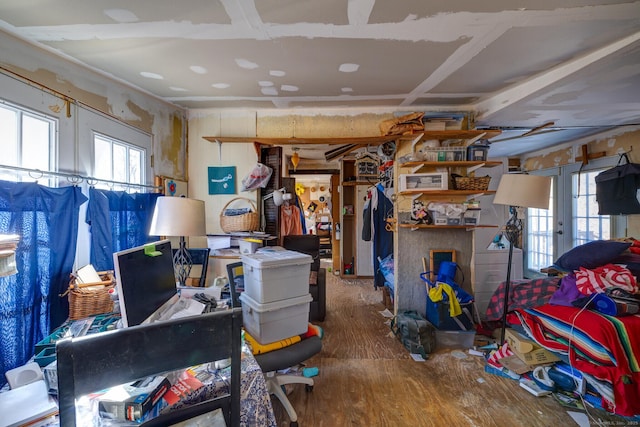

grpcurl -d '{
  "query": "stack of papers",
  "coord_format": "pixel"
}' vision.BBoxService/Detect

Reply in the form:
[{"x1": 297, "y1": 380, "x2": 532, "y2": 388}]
[
  {"x1": 0, "y1": 234, "x2": 19, "y2": 253},
  {"x1": 0, "y1": 234, "x2": 20, "y2": 277},
  {"x1": 0, "y1": 380, "x2": 58, "y2": 427}
]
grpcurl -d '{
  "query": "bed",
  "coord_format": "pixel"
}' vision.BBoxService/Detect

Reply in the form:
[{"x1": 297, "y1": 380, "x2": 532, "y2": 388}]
[{"x1": 485, "y1": 239, "x2": 640, "y2": 417}]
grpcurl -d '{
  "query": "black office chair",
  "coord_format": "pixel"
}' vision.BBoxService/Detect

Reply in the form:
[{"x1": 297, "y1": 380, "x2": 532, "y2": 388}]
[
  {"x1": 282, "y1": 235, "x2": 326, "y2": 322},
  {"x1": 226, "y1": 261, "x2": 244, "y2": 308},
  {"x1": 172, "y1": 247, "x2": 211, "y2": 287},
  {"x1": 226, "y1": 261, "x2": 321, "y2": 427},
  {"x1": 56, "y1": 308, "x2": 243, "y2": 427}
]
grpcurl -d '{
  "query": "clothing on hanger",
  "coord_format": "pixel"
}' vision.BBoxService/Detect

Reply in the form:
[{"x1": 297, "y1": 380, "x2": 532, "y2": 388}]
[{"x1": 281, "y1": 204, "x2": 303, "y2": 236}]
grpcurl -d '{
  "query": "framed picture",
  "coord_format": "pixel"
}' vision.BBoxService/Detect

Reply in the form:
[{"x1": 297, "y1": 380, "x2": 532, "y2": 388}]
[
  {"x1": 428, "y1": 249, "x2": 457, "y2": 282},
  {"x1": 399, "y1": 173, "x2": 448, "y2": 192},
  {"x1": 208, "y1": 166, "x2": 236, "y2": 195}
]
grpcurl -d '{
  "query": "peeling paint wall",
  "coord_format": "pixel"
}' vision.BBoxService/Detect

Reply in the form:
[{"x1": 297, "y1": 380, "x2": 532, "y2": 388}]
[
  {"x1": 187, "y1": 108, "x2": 401, "y2": 234},
  {"x1": 256, "y1": 112, "x2": 392, "y2": 137},
  {"x1": 521, "y1": 127, "x2": 640, "y2": 236},
  {"x1": 0, "y1": 31, "x2": 187, "y2": 181}
]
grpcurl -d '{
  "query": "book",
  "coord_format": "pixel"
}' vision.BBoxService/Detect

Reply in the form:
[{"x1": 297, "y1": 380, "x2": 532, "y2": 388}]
[{"x1": 0, "y1": 380, "x2": 58, "y2": 427}]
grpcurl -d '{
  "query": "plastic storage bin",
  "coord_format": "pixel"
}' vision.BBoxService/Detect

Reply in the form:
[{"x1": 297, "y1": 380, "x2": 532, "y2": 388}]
[
  {"x1": 239, "y1": 293, "x2": 312, "y2": 344},
  {"x1": 241, "y1": 248, "x2": 312, "y2": 304},
  {"x1": 435, "y1": 330, "x2": 476, "y2": 350}
]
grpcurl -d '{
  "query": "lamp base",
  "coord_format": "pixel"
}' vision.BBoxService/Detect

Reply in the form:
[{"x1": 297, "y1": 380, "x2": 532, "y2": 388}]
[
  {"x1": 173, "y1": 237, "x2": 193, "y2": 287},
  {"x1": 500, "y1": 206, "x2": 523, "y2": 344}
]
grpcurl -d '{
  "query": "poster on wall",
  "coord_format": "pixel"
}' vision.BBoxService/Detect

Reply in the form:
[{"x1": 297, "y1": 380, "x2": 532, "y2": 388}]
[
  {"x1": 164, "y1": 178, "x2": 188, "y2": 197},
  {"x1": 208, "y1": 166, "x2": 236, "y2": 194}
]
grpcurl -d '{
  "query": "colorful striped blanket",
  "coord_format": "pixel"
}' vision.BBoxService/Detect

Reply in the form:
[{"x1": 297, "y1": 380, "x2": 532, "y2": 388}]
[{"x1": 515, "y1": 304, "x2": 640, "y2": 416}]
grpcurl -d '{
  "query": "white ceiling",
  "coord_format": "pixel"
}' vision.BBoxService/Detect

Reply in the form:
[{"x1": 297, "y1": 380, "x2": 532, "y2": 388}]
[{"x1": 1, "y1": 1, "x2": 639, "y2": 157}]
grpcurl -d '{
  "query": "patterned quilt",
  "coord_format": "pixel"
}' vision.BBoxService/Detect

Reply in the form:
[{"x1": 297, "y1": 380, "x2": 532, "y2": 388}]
[
  {"x1": 515, "y1": 304, "x2": 640, "y2": 416},
  {"x1": 485, "y1": 277, "x2": 560, "y2": 321}
]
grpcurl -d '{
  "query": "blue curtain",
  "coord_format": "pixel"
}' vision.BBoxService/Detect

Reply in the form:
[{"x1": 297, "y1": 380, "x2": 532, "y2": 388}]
[
  {"x1": 0, "y1": 181, "x2": 87, "y2": 384},
  {"x1": 86, "y1": 188, "x2": 161, "y2": 271}
]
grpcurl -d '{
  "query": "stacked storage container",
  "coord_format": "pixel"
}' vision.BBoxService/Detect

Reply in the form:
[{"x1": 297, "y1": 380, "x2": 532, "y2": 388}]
[{"x1": 239, "y1": 247, "x2": 313, "y2": 344}]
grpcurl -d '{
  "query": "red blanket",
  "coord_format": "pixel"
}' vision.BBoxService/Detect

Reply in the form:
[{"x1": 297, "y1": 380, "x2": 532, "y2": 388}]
[{"x1": 516, "y1": 305, "x2": 640, "y2": 416}]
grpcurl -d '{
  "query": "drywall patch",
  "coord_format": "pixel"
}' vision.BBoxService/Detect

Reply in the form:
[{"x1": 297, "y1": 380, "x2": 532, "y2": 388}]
[
  {"x1": 104, "y1": 9, "x2": 139, "y2": 23},
  {"x1": 236, "y1": 59, "x2": 259, "y2": 69},
  {"x1": 190, "y1": 66, "x2": 208, "y2": 74},
  {"x1": 523, "y1": 146, "x2": 572, "y2": 171},
  {"x1": 543, "y1": 90, "x2": 581, "y2": 105}
]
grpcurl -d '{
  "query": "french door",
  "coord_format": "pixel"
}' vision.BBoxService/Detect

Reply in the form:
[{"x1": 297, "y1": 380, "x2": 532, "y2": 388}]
[{"x1": 524, "y1": 156, "x2": 627, "y2": 277}]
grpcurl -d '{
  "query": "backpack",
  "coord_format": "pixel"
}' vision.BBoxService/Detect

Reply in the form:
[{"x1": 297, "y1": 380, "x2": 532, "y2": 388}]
[{"x1": 390, "y1": 310, "x2": 436, "y2": 359}]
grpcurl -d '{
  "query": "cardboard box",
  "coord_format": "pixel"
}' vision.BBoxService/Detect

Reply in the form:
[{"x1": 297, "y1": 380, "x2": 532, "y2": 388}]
[
  {"x1": 505, "y1": 328, "x2": 560, "y2": 366},
  {"x1": 98, "y1": 375, "x2": 171, "y2": 422}
]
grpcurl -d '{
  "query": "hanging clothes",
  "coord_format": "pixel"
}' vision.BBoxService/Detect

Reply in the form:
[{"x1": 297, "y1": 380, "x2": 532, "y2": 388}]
[
  {"x1": 294, "y1": 194, "x2": 307, "y2": 234},
  {"x1": 362, "y1": 183, "x2": 394, "y2": 289},
  {"x1": 361, "y1": 196, "x2": 372, "y2": 241},
  {"x1": 281, "y1": 203, "x2": 303, "y2": 236}
]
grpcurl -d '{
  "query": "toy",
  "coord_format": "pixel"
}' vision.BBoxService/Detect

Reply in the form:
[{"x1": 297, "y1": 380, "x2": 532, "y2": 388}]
[{"x1": 411, "y1": 199, "x2": 432, "y2": 224}]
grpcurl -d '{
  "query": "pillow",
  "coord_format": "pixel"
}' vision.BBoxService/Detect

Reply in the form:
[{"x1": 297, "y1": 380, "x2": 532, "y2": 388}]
[{"x1": 554, "y1": 240, "x2": 631, "y2": 272}]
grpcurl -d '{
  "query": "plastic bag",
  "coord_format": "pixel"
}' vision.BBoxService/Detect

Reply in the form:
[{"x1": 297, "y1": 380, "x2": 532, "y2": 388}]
[
  {"x1": 377, "y1": 253, "x2": 394, "y2": 285},
  {"x1": 241, "y1": 163, "x2": 273, "y2": 192}
]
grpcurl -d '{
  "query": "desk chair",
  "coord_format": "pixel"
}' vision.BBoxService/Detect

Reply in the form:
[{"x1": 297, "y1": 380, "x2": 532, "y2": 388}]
[
  {"x1": 172, "y1": 247, "x2": 211, "y2": 287},
  {"x1": 56, "y1": 308, "x2": 243, "y2": 427},
  {"x1": 226, "y1": 261, "x2": 321, "y2": 427},
  {"x1": 282, "y1": 235, "x2": 326, "y2": 322},
  {"x1": 226, "y1": 261, "x2": 244, "y2": 308}
]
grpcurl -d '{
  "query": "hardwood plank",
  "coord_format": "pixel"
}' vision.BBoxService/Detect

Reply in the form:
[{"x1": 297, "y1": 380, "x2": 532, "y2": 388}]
[{"x1": 270, "y1": 262, "x2": 631, "y2": 426}]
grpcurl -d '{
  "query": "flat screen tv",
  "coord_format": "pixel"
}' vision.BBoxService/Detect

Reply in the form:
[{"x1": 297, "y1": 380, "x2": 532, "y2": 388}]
[{"x1": 113, "y1": 240, "x2": 179, "y2": 327}]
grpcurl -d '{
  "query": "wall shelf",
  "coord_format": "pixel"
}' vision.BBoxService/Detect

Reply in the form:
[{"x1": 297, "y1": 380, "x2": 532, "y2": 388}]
[
  {"x1": 398, "y1": 189, "x2": 496, "y2": 197},
  {"x1": 398, "y1": 160, "x2": 502, "y2": 169},
  {"x1": 398, "y1": 223, "x2": 498, "y2": 229},
  {"x1": 342, "y1": 181, "x2": 376, "y2": 186}
]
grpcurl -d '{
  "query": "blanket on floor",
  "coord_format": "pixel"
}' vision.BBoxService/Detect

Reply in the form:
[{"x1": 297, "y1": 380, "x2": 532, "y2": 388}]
[{"x1": 515, "y1": 304, "x2": 640, "y2": 416}]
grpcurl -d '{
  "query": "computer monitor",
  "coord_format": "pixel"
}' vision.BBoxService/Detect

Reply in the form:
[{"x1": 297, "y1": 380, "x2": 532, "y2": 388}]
[{"x1": 113, "y1": 240, "x2": 179, "y2": 328}]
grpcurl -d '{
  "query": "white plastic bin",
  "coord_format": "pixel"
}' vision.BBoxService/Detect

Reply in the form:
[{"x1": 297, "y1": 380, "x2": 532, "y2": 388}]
[
  {"x1": 241, "y1": 248, "x2": 312, "y2": 304},
  {"x1": 239, "y1": 293, "x2": 312, "y2": 344}
]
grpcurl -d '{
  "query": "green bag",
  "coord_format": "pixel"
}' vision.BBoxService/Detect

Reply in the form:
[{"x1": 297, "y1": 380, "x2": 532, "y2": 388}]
[{"x1": 390, "y1": 310, "x2": 436, "y2": 359}]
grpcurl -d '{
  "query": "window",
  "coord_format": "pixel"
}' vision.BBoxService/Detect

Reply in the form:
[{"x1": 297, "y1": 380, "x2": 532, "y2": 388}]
[
  {"x1": 572, "y1": 169, "x2": 610, "y2": 246},
  {"x1": 0, "y1": 102, "x2": 55, "y2": 182},
  {"x1": 527, "y1": 177, "x2": 555, "y2": 273},
  {"x1": 524, "y1": 157, "x2": 625, "y2": 276},
  {"x1": 93, "y1": 133, "x2": 145, "y2": 191}
]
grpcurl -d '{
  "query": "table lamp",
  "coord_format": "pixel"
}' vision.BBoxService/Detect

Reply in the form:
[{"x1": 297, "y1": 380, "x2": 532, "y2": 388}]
[
  {"x1": 493, "y1": 173, "x2": 551, "y2": 343},
  {"x1": 149, "y1": 196, "x2": 206, "y2": 287}
]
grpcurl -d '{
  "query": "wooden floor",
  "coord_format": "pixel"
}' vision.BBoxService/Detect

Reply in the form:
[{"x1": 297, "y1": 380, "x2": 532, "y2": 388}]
[{"x1": 271, "y1": 261, "x2": 631, "y2": 426}]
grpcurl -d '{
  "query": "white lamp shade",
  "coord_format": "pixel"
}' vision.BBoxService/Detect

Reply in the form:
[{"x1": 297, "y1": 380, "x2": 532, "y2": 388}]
[
  {"x1": 263, "y1": 188, "x2": 286, "y2": 206},
  {"x1": 272, "y1": 189, "x2": 284, "y2": 206},
  {"x1": 149, "y1": 196, "x2": 206, "y2": 237},
  {"x1": 493, "y1": 174, "x2": 552, "y2": 209}
]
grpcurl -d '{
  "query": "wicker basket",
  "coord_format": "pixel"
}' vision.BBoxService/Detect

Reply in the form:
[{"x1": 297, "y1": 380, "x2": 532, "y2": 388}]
[
  {"x1": 453, "y1": 175, "x2": 491, "y2": 191},
  {"x1": 220, "y1": 197, "x2": 259, "y2": 233},
  {"x1": 64, "y1": 271, "x2": 115, "y2": 320}
]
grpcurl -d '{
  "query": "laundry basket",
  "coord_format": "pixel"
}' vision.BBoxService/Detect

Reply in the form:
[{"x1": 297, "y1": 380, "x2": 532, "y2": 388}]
[
  {"x1": 63, "y1": 271, "x2": 115, "y2": 320},
  {"x1": 220, "y1": 197, "x2": 259, "y2": 233}
]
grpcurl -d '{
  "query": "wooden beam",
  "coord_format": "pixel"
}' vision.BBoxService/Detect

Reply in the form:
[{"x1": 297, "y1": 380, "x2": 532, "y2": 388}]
[
  {"x1": 203, "y1": 129, "x2": 501, "y2": 146},
  {"x1": 203, "y1": 135, "x2": 400, "y2": 146},
  {"x1": 575, "y1": 144, "x2": 606, "y2": 163}
]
